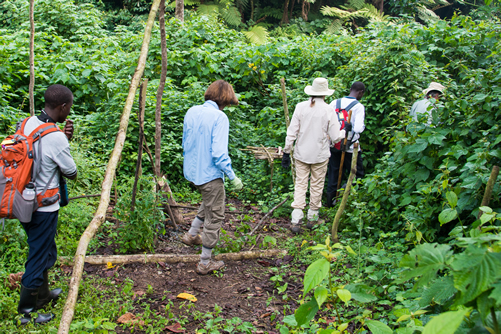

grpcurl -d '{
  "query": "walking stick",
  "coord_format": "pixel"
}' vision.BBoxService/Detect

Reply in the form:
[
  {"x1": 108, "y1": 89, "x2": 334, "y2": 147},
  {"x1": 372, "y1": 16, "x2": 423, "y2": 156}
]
[{"x1": 335, "y1": 110, "x2": 353, "y2": 198}]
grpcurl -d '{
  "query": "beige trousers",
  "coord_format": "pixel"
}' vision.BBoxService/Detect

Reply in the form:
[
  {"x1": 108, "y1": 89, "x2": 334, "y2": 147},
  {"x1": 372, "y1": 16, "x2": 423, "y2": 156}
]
[
  {"x1": 196, "y1": 178, "x2": 225, "y2": 249},
  {"x1": 291, "y1": 159, "x2": 329, "y2": 211}
]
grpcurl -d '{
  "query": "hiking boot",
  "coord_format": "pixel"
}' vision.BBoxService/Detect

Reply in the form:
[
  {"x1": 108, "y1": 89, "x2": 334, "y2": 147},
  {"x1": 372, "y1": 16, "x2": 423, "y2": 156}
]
[
  {"x1": 195, "y1": 260, "x2": 225, "y2": 275},
  {"x1": 291, "y1": 224, "x2": 301, "y2": 234},
  {"x1": 306, "y1": 219, "x2": 324, "y2": 230},
  {"x1": 17, "y1": 284, "x2": 54, "y2": 327},
  {"x1": 181, "y1": 232, "x2": 202, "y2": 246}
]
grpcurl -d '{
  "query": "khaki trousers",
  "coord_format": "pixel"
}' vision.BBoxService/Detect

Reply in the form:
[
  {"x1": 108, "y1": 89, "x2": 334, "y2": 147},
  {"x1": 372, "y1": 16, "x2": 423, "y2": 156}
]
[
  {"x1": 291, "y1": 159, "x2": 329, "y2": 211},
  {"x1": 196, "y1": 178, "x2": 225, "y2": 249}
]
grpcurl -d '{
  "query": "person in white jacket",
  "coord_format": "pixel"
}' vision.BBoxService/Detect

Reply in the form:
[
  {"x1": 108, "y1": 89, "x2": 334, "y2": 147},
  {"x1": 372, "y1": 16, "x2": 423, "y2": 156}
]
[{"x1": 281, "y1": 78, "x2": 345, "y2": 233}]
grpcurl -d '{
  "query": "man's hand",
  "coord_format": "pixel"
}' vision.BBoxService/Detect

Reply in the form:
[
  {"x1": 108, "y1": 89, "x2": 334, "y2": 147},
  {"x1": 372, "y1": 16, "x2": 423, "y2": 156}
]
[
  {"x1": 281, "y1": 152, "x2": 291, "y2": 169},
  {"x1": 344, "y1": 122, "x2": 352, "y2": 132},
  {"x1": 64, "y1": 119, "x2": 74, "y2": 141},
  {"x1": 231, "y1": 177, "x2": 243, "y2": 191}
]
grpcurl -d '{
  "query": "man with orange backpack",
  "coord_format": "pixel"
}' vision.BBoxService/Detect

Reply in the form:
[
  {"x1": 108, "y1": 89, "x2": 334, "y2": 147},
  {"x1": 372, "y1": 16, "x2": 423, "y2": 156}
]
[
  {"x1": 325, "y1": 81, "x2": 366, "y2": 208},
  {"x1": 1, "y1": 84, "x2": 77, "y2": 325}
]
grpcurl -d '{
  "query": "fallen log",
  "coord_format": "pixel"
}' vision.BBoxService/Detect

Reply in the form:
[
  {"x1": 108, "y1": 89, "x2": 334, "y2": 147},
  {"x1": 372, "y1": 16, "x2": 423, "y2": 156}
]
[{"x1": 60, "y1": 249, "x2": 287, "y2": 266}]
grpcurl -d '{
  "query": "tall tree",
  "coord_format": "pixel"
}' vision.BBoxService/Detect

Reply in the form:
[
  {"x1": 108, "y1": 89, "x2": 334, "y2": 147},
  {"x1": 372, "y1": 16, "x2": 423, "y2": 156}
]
[{"x1": 176, "y1": 0, "x2": 184, "y2": 21}]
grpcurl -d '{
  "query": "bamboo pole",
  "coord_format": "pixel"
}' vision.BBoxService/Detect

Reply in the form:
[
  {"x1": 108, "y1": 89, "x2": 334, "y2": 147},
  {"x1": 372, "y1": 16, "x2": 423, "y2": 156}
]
[
  {"x1": 331, "y1": 144, "x2": 358, "y2": 243},
  {"x1": 478, "y1": 165, "x2": 500, "y2": 219},
  {"x1": 280, "y1": 78, "x2": 295, "y2": 184},
  {"x1": 60, "y1": 249, "x2": 287, "y2": 266},
  {"x1": 131, "y1": 79, "x2": 148, "y2": 212},
  {"x1": 29, "y1": 0, "x2": 35, "y2": 116},
  {"x1": 57, "y1": 1, "x2": 162, "y2": 332}
]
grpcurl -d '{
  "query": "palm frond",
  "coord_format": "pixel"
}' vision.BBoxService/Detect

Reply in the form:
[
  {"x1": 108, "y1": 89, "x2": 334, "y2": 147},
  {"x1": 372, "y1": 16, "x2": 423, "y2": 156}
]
[
  {"x1": 243, "y1": 25, "x2": 269, "y2": 45},
  {"x1": 347, "y1": 0, "x2": 367, "y2": 10}
]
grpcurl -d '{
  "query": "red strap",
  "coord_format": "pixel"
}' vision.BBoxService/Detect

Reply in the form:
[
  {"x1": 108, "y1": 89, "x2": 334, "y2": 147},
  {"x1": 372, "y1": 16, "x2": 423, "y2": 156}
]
[
  {"x1": 18, "y1": 117, "x2": 31, "y2": 134},
  {"x1": 28, "y1": 122, "x2": 62, "y2": 141}
]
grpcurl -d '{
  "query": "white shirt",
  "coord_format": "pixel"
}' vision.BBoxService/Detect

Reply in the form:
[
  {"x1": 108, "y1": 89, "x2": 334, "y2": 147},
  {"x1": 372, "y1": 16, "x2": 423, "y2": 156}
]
[
  {"x1": 284, "y1": 98, "x2": 345, "y2": 164},
  {"x1": 330, "y1": 97, "x2": 365, "y2": 153}
]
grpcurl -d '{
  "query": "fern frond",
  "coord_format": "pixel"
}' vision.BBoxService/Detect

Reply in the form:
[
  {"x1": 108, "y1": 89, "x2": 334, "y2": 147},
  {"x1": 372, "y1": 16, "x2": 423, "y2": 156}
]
[
  {"x1": 325, "y1": 19, "x2": 344, "y2": 34},
  {"x1": 185, "y1": 0, "x2": 200, "y2": 6},
  {"x1": 235, "y1": 0, "x2": 250, "y2": 10},
  {"x1": 417, "y1": 5, "x2": 440, "y2": 22},
  {"x1": 219, "y1": 5, "x2": 242, "y2": 26},
  {"x1": 243, "y1": 25, "x2": 269, "y2": 45},
  {"x1": 257, "y1": 6, "x2": 283, "y2": 20},
  {"x1": 321, "y1": 6, "x2": 353, "y2": 18},
  {"x1": 197, "y1": 4, "x2": 219, "y2": 16},
  {"x1": 347, "y1": 0, "x2": 366, "y2": 10}
]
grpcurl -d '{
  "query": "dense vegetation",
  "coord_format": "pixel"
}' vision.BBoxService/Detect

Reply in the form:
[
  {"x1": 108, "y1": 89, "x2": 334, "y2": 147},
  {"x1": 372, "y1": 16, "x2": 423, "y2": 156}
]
[{"x1": 0, "y1": 0, "x2": 500, "y2": 332}]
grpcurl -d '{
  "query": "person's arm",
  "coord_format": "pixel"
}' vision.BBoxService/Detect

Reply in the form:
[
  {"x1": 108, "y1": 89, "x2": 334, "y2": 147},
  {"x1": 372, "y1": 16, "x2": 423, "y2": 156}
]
[
  {"x1": 53, "y1": 144, "x2": 78, "y2": 180},
  {"x1": 211, "y1": 114, "x2": 236, "y2": 180},
  {"x1": 283, "y1": 107, "x2": 301, "y2": 154}
]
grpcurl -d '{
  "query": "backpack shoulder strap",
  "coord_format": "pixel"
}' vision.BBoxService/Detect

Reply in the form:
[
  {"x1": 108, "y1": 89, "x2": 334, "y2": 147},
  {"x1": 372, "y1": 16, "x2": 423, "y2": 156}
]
[
  {"x1": 336, "y1": 99, "x2": 341, "y2": 111},
  {"x1": 29, "y1": 122, "x2": 62, "y2": 141},
  {"x1": 345, "y1": 100, "x2": 360, "y2": 112},
  {"x1": 16, "y1": 117, "x2": 31, "y2": 133}
]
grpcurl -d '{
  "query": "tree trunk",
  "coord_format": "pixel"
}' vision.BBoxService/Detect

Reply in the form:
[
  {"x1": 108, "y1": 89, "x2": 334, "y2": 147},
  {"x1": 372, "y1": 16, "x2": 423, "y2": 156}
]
[
  {"x1": 281, "y1": 0, "x2": 290, "y2": 24},
  {"x1": 29, "y1": 0, "x2": 35, "y2": 116},
  {"x1": 57, "y1": 1, "x2": 162, "y2": 332},
  {"x1": 331, "y1": 144, "x2": 358, "y2": 243},
  {"x1": 131, "y1": 79, "x2": 148, "y2": 212},
  {"x1": 175, "y1": 0, "x2": 184, "y2": 22},
  {"x1": 158, "y1": 176, "x2": 183, "y2": 227},
  {"x1": 280, "y1": 78, "x2": 295, "y2": 185},
  {"x1": 478, "y1": 165, "x2": 500, "y2": 219},
  {"x1": 60, "y1": 249, "x2": 287, "y2": 265}
]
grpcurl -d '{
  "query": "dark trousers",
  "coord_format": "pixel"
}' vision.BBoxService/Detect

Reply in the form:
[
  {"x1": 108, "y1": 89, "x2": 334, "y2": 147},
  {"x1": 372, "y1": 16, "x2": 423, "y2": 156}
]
[
  {"x1": 20, "y1": 211, "x2": 59, "y2": 289},
  {"x1": 326, "y1": 148, "x2": 365, "y2": 195}
]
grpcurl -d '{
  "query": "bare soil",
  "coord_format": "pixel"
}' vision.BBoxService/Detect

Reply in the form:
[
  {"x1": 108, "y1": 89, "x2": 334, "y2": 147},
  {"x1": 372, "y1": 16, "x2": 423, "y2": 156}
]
[{"x1": 71, "y1": 199, "x2": 305, "y2": 333}]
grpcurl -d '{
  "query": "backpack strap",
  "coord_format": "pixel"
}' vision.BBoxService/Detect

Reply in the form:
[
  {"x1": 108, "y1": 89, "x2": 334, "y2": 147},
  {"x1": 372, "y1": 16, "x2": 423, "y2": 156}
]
[
  {"x1": 27, "y1": 122, "x2": 63, "y2": 183},
  {"x1": 334, "y1": 99, "x2": 343, "y2": 125},
  {"x1": 16, "y1": 117, "x2": 31, "y2": 133},
  {"x1": 345, "y1": 100, "x2": 359, "y2": 114}
]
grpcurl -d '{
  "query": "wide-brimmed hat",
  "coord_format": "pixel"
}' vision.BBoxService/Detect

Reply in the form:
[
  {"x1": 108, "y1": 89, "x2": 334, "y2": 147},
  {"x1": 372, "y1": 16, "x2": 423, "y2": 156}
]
[
  {"x1": 304, "y1": 78, "x2": 334, "y2": 96},
  {"x1": 423, "y1": 82, "x2": 445, "y2": 95}
]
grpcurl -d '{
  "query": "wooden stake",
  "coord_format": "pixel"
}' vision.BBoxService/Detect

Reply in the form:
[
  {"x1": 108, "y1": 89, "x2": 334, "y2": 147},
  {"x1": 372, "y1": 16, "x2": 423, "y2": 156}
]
[
  {"x1": 331, "y1": 143, "x2": 358, "y2": 243},
  {"x1": 478, "y1": 165, "x2": 500, "y2": 219},
  {"x1": 29, "y1": 0, "x2": 35, "y2": 116},
  {"x1": 57, "y1": 1, "x2": 162, "y2": 332},
  {"x1": 131, "y1": 79, "x2": 148, "y2": 212},
  {"x1": 280, "y1": 78, "x2": 296, "y2": 185},
  {"x1": 60, "y1": 249, "x2": 287, "y2": 266}
]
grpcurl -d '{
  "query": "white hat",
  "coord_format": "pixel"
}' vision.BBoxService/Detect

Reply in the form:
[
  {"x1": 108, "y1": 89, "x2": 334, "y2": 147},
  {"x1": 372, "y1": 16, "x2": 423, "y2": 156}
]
[
  {"x1": 423, "y1": 82, "x2": 445, "y2": 95},
  {"x1": 304, "y1": 78, "x2": 334, "y2": 96}
]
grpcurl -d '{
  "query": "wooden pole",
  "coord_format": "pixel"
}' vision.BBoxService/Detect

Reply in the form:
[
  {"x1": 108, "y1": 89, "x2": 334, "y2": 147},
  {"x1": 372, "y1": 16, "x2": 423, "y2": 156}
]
[
  {"x1": 60, "y1": 249, "x2": 287, "y2": 266},
  {"x1": 336, "y1": 110, "x2": 353, "y2": 198},
  {"x1": 249, "y1": 195, "x2": 290, "y2": 236},
  {"x1": 478, "y1": 165, "x2": 500, "y2": 219},
  {"x1": 57, "y1": 1, "x2": 162, "y2": 332},
  {"x1": 331, "y1": 143, "x2": 358, "y2": 243},
  {"x1": 155, "y1": 0, "x2": 167, "y2": 178},
  {"x1": 280, "y1": 78, "x2": 296, "y2": 185},
  {"x1": 131, "y1": 79, "x2": 148, "y2": 212},
  {"x1": 29, "y1": 0, "x2": 35, "y2": 116}
]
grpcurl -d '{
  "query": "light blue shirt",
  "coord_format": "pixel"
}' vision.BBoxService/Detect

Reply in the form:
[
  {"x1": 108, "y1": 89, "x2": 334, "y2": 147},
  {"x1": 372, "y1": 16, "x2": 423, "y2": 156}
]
[{"x1": 182, "y1": 100, "x2": 236, "y2": 185}]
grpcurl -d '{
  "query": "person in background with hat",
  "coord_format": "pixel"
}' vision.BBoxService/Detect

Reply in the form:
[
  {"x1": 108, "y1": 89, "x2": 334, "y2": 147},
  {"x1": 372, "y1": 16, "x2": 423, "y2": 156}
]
[
  {"x1": 409, "y1": 82, "x2": 445, "y2": 126},
  {"x1": 325, "y1": 81, "x2": 366, "y2": 208},
  {"x1": 281, "y1": 78, "x2": 345, "y2": 233}
]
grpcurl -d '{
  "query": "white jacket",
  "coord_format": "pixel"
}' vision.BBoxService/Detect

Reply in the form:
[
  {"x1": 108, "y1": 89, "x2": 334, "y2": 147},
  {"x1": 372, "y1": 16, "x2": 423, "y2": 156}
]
[{"x1": 284, "y1": 98, "x2": 345, "y2": 164}]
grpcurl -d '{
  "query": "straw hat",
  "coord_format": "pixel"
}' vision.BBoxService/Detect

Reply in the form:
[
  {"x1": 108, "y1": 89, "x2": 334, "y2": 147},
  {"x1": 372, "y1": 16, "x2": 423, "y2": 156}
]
[
  {"x1": 423, "y1": 82, "x2": 445, "y2": 95},
  {"x1": 304, "y1": 78, "x2": 334, "y2": 96}
]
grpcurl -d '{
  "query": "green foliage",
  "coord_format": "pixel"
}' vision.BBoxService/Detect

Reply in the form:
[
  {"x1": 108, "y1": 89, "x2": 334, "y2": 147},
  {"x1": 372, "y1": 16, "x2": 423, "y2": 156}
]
[{"x1": 113, "y1": 176, "x2": 165, "y2": 253}]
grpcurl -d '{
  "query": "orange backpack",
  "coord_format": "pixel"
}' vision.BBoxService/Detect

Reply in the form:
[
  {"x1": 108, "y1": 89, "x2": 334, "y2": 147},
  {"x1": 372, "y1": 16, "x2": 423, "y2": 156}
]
[{"x1": 0, "y1": 117, "x2": 62, "y2": 224}]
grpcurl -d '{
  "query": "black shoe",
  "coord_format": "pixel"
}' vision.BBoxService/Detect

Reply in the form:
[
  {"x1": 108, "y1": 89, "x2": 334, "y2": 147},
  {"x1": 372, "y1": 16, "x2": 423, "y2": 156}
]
[
  {"x1": 17, "y1": 284, "x2": 54, "y2": 326},
  {"x1": 36, "y1": 270, "x2": 62, "y2": 310},
  {"x1": 325, "y1": 192, "x2": 336, "y2": 208},
  {"x1": 306, "y1": 221, "x2": 315, "y2": 229},
  {"x1": 291, "y1": 225, "x2": 301, "y2": 234}
]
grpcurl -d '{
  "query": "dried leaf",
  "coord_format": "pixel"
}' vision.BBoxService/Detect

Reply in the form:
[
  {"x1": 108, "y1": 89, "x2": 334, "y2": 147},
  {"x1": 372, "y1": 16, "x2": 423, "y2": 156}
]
[
  {"x1": 165, "y1": 323, "x2": 184, "y2": 333},
  {"x1": 7, "y1": 272, "x2": 24, "y2": 290},
  {"x1": 177, "y1": 293, "x2": 197, "y2": 302},
  {"x1": 117, "y1": 312, "x2": 144, "y2": 325}
]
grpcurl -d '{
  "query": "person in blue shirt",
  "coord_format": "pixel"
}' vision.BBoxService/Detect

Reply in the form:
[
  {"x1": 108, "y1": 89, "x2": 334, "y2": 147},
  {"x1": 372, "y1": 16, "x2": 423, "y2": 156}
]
[{"x1": 181, "y1": 80, "x2": 243, "y2": 275}]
